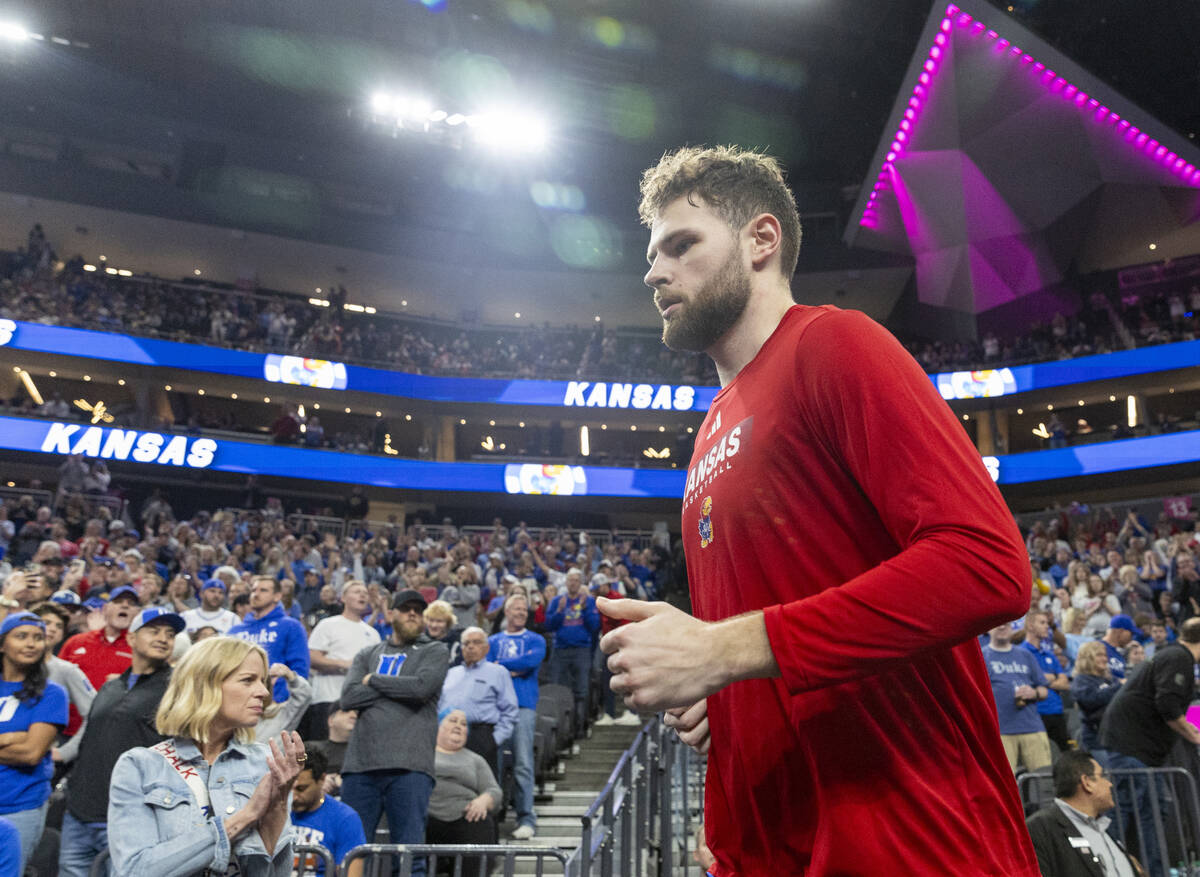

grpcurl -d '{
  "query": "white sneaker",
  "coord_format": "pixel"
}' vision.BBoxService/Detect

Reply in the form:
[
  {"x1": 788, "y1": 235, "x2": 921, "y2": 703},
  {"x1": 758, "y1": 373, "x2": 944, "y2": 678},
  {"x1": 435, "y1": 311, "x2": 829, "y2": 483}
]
[
  {"x1": 614, "y1": 712, "x2": 643, "y2": 726},
  {"x1": 511, "y1": 824, "x2": 536, "y2": 840},
  {"x1": 594, "y1": 714, "x2": 616, "y2": 726},
  {"x1": 571, "y1": 742, "x2": 581, "y2": 755}
]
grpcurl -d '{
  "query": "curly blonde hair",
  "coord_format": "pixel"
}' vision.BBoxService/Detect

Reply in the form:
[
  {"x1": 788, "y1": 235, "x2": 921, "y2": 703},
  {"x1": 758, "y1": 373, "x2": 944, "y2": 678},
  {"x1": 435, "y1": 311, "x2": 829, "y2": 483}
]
[{"x1": 638, "y1": 145, "x2": 802, "y2": 277}]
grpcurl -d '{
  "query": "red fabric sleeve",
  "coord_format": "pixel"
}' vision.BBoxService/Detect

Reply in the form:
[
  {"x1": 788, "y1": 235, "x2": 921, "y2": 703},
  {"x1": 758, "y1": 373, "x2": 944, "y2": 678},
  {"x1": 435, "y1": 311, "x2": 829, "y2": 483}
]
[{"x1": 761, "y1": 309, "x2": 1029, "y2": 693}]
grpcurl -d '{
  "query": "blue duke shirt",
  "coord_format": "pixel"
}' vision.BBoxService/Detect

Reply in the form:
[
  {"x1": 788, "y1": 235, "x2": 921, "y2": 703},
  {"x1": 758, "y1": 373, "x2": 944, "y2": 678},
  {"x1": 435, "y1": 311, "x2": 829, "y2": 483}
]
[
  {"x1": 438, "y1": 659, "x2": 518, "y2": 745},
  {"x1": 0, "y1": 680, "x2": 68, "y2": 814},
  {"x1": 982, "y1": 644, "x2": 1047, "y2": 735},
  {"x1": 487, "y1": 629, "x2": 546, "y2": 710},
  {"x1": 227, "y1": 603, "x2": 311, "y2": 702},
  {"x1": 1103, "y1": 641, "x2": 1128, "y2": 680},
  {"x1": 293, "y1": 796, "x2": 365, "y2": 876}
]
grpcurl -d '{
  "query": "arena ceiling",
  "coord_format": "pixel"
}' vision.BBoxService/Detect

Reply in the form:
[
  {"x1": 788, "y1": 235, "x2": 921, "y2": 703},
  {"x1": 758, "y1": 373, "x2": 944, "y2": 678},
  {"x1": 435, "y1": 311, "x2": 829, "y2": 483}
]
[{"x1": 4, "y1": 0, "x2": 1200, "y2": 322}]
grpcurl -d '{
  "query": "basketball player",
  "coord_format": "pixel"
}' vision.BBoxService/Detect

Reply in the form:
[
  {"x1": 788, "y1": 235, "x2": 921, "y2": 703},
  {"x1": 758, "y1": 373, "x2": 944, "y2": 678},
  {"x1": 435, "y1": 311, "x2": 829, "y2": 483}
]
[{"x1": 598, "y1": 146, "x2": 1039, "y2": 876}]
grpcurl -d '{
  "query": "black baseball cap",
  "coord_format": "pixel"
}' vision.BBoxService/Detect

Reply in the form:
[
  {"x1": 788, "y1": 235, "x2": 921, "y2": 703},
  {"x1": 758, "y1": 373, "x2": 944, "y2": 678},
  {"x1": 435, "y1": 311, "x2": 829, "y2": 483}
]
[{"x1": 392, "y1": 588, "x2": 428, "y2": 611}]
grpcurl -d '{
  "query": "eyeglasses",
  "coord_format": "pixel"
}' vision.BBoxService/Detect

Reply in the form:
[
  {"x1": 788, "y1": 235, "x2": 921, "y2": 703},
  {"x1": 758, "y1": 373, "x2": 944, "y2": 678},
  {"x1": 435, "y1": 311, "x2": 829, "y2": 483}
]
[{"x1": 1093, "y1": 769, "x2": 1112, "y2": 782}]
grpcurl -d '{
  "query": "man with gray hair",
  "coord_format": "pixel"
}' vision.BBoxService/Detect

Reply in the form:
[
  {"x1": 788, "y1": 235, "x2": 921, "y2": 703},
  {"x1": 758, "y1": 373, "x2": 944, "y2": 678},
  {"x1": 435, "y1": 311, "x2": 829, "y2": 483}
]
[{"x1": 439, "y1": 625, "x2": 517, "y2": 777}]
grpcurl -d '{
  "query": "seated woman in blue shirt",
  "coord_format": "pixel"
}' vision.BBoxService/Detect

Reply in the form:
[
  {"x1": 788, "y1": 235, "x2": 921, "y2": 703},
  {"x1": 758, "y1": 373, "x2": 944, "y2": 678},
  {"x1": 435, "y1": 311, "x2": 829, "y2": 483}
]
[
  {"x1": 108, "y1": 636, "x2": 306, "y2": 877},
  {"x1": 0, "y1": 611, "x2": 68, "y2": 874}
]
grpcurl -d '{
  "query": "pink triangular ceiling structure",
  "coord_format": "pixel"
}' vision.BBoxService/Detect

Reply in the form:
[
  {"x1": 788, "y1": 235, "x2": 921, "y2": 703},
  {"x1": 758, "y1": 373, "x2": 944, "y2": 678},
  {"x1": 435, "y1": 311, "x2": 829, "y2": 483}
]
[{"x1": 845, "y1": 1, "x2": 1200, "y2": 313}]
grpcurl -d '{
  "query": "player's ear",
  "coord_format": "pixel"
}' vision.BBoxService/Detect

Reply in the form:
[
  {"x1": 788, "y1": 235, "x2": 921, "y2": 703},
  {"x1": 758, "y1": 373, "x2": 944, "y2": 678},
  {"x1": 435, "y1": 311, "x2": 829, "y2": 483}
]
[{"x1": 747, "y1": 213, "x2": 782, "y2": 270}]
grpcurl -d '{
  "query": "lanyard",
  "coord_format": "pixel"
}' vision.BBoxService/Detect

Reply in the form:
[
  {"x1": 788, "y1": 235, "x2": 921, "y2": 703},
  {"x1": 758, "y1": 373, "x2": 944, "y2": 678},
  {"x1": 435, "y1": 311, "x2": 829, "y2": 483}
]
[{"x1": 150, "y1": 738, "x2": 214, "y2": 820}]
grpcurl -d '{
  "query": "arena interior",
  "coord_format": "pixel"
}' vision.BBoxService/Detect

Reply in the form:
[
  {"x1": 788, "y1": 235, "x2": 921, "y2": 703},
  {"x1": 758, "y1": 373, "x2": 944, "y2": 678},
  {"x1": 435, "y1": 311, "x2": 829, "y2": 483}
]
[{"x1": 0, "y1": 0, "x2": 1198, "y2": 875}]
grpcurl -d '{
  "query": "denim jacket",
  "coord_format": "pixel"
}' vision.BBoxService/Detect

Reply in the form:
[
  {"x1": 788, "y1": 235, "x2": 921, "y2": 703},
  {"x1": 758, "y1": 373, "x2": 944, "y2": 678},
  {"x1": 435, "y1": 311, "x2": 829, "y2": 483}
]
[{"x1": 108, "y1": 736, "x2": 293, "y2": 877}]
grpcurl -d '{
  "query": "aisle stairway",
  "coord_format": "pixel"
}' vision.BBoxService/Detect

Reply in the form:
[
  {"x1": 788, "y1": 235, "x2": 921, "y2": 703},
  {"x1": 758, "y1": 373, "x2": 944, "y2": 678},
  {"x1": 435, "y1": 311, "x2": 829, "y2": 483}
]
[
  {"x1": 500, "y1": 719, "x2": 645, "y2": 872},
  {"x1": 368, "y1": 719, "x2": 646, "y2": 874}
]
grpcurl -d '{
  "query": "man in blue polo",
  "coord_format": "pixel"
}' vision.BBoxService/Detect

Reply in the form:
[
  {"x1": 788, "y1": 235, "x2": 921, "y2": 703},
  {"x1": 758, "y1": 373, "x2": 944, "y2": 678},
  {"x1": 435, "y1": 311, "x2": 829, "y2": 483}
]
[
  {"x1": 228, "y1": 575, "x2": 310, "y2": 702},
  {"x1": 1020, "y1": 609, "x2": 1071, "y2": 754},
  {"x1": 439, "y1": 626, "x2": 517, "y2": 779}
]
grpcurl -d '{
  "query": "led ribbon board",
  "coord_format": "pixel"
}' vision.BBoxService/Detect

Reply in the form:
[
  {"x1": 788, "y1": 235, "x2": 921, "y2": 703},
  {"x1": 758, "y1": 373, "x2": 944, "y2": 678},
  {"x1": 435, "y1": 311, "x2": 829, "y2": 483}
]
[
  {"x1": 1, "y1": 416, "x2": 1196, "y2": 490},
  {"x1": 0, "y1": 320, "x2": 716, "y2": 411},
  {"x1": 932, "y1": 340, "x2": 1200, "y2": 399},
  {"x1": 0, "y1": 416, "x2": 686, "y2": 497},
  {"x1": 1, "y1": 319, "x2": 1196, "y2": 408}
]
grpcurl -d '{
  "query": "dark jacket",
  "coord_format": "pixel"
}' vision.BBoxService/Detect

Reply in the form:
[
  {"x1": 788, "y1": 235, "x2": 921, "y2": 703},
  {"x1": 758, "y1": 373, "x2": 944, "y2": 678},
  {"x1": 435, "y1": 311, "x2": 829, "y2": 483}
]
[
  {"x1": 1101, "y1": 642, "x2": 1196, "y2": 766},
  {"x1": 1068, "y1": 672, "x2": 1120, "y2": 751},
  {"x1": 65, "y1": 665, "x2": 172, "y2": 823},
  {"x1": 1026, "y1": 803, "x2": 1140, "y2": 877}
]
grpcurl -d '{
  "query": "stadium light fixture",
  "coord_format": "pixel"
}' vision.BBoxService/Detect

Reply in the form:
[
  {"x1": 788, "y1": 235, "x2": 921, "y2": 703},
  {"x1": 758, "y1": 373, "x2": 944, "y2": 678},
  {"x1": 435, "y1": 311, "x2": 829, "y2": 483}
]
[
  {"x1": 17, "y1": 369, "x2": 42, "y2": 405},
  {"x1": 0, "y1": 22, "x2": 29, "y2": 42},
  {"x1": 370, "y1": 92, "x2": 392, "y2": 115},
  {"x1": 471, "y1": 109, "x2": 549, "y2": 153}
]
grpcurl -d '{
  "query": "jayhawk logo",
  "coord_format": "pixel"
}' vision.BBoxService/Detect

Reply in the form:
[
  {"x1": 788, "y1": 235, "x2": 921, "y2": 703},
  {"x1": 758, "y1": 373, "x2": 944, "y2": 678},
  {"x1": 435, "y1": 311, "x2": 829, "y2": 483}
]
[{"x1": 698, "y1": 496, "x2": 714, "y2": 548}]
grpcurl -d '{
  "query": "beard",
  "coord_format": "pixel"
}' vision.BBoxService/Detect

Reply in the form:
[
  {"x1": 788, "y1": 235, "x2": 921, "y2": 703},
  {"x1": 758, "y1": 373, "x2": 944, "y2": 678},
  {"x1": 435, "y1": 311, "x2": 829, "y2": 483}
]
[{"x1": 661, "y1": 244, "x2": 752, "y2": 353}]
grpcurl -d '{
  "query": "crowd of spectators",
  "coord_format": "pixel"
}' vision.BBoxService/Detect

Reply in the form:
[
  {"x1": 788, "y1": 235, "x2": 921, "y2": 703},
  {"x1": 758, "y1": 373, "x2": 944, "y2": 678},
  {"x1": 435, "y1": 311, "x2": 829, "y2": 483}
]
[
  {"x1": 1, "y1": 226, "x2": 719, "y2": 386},
  {"x1": 0, "y1": 447, "x2": 1197, "y2": 871},
  {"x1": 985, "y1": 503, "x2": 1200, "y2": 873},
  {"x1": 1023, "y1": 505, "x2": 1199, "y2": 643},
  {"x1": 4, "y1": 225, "x2": 1198, "y2": 387},
  {"x1": 0, "y1": 479, "x2": 673, "y2": 873}
]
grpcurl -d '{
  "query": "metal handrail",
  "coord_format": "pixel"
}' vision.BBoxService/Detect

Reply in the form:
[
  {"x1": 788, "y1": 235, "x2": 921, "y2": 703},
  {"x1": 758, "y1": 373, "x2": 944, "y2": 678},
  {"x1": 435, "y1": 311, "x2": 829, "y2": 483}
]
[
  {"x1": 570, "y1": 716, "x2": 702, "y2": 877},
  {"x1": 295, "y1": 842, "x2": 339, "y2": 876},
  {"x1": 341, "y1": 843, "x2": 569, "y2": 877},
  {"x1": 0, "y1": 485, "x2": 54, "y2": 509}
]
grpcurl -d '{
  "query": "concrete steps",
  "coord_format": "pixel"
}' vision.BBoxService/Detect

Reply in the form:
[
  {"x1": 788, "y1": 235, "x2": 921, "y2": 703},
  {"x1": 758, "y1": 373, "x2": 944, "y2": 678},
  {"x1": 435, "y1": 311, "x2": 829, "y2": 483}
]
[
  {"x1": 490, "y1": 716, "x2": 649, "y2": 873},
  {"x1": 369, "y1": 715, "x2": 652, "y2": 875}
]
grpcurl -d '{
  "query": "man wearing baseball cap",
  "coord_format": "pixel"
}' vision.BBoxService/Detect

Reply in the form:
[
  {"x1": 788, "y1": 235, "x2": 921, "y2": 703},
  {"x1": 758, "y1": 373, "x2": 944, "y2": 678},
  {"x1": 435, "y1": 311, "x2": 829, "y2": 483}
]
[
  {"x1": 1102, "y1": 614, "x2": 1144, "y2": 682},
  {"x1": 57, "y1": 606, "x2": 183, "y2": 877},
  {"x1": 58, "y1": 585, "x2": 140, "y2": 693},
  {"x1": 340, "y1": 588, "x2": 449, "y2": 876},
  {"x1": 180, "y1": 577, "x2": 239, "y2": 639}
]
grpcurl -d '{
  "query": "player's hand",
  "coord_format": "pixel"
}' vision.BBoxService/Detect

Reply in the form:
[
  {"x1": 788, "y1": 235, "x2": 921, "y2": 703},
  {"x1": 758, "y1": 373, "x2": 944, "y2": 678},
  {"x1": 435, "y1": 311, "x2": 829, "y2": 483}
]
[
  {"x1": 664, "y1": 699, "x2": 710, "y2": 754},
  {"x1": 598, "y1": 598, "x2": 724, "y2": 712},
  {"x1": 693, "y1": 821, "x2": 716, "y2": 871}
]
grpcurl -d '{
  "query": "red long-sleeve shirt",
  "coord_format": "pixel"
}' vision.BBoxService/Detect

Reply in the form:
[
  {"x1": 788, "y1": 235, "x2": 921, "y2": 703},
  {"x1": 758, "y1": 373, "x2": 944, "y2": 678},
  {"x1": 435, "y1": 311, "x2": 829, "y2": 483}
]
[{"x1": 683, "y1": 306, "x2": 1037, "y2": 876}]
